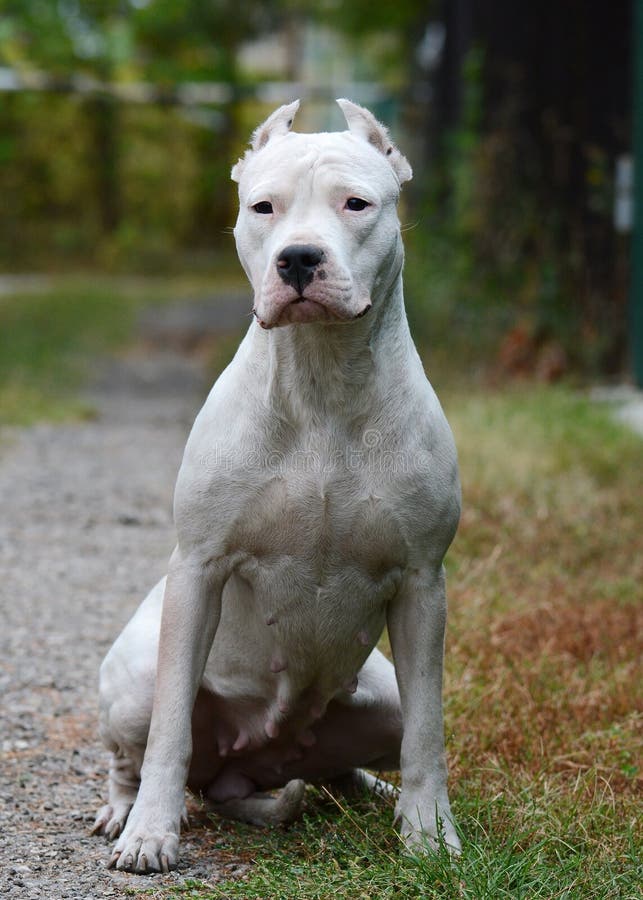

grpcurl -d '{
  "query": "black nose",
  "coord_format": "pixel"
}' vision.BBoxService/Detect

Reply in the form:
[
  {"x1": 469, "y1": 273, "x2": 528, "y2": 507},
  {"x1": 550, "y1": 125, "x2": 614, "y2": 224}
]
[{"x1": 276, "y1": 244, "x2": 324, "y2": 293}]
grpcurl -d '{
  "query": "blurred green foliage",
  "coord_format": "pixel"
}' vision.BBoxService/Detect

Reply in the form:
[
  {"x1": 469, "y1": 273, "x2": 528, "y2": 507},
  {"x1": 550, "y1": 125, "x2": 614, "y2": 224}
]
[
  {"x1": 0, "y1": 92, "x2": 219, "y2": 269},
  {"x1": 0, "y1": 2, "x2": 627, "y2": 376},
  {"x1": 0, "y1": 0, "x2": 432, "y2": 269},
  {"x1": 0, "y1": 279, "x2": 147, "y2": 423},
  {"x1": 0, "y1": 0, "x2": 279, "y2": 268}
]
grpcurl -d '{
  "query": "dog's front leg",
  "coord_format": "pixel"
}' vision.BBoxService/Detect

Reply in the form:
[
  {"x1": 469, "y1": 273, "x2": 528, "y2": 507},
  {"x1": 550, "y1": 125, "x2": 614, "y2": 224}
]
[
  {"x1": 110, "y1": 549, "x2": 224, "y2": 874},
  {"x1": 387, "y1": 565, "x2": 460, "y2": 853}
]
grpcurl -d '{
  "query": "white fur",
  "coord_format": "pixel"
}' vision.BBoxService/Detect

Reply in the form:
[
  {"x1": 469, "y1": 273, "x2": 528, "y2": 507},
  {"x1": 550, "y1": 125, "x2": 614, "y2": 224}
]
[{"x1": 94, "y1": 100, "x2": 461, "y2": 874}]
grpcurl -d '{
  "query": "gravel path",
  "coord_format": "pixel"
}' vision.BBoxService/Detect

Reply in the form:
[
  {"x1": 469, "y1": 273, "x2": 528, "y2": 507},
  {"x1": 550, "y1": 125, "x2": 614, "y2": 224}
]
[{"x1": 0, "y1": 336, "x2": 249, "y2": 897}]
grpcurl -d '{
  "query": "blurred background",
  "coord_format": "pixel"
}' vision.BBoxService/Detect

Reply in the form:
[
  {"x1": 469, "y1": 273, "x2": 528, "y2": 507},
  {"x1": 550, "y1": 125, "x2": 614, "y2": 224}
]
[{"x1": 1, "y1": 0, "x2": 642, "y2": 389}]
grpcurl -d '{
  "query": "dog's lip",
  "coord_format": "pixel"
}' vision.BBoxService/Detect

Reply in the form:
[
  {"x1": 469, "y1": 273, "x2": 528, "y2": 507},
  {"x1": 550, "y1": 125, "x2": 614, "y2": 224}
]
[
  {"x1": 254, "y1": 295, "x2": 370, "y2": 328},
  {"x1": 274, "y1": 295, "x2": 341, "y2": 327},
  {"x1": 290, "y1": 295, "x2": 318, "y2": 306},
  {"x1": 295, "y1": 296, "x2": 343, "y2": 313},
  {"x1": 354, "y1": 303, "x2": 372, "y2": 319},
  {"x1": 286, "y1": 296, "x2": 331, "y2": 315}
]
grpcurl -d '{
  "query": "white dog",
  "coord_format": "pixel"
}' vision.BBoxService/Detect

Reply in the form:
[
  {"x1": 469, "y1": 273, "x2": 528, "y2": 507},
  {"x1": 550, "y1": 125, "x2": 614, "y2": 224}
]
[{"x1": 93, "y1": 99, "x2": 461, "y2": 874}]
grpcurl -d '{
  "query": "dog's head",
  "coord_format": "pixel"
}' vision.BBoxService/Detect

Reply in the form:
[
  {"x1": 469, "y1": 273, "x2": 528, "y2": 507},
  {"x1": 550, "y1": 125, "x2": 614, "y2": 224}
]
[{"x1": 231, "y1": 100, "x2": 412, "y2": 330}]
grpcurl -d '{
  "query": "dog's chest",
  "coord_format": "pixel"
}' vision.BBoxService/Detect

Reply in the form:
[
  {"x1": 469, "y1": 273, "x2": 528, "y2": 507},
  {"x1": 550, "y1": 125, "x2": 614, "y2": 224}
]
[
  {"x1": 211, "y1": 465, "x2": 407, "y2": 690},
  {"x1": 229, "y1": 465, "x2": 407, "y2": 585},
  {"x1": 200, "y1": 467, "x2": 405, "y2": 749}
]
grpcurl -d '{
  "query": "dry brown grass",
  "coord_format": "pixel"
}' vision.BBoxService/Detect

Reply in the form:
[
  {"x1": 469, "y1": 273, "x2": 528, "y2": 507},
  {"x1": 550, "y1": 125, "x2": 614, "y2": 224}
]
[{"x1": 443, "y1": 385, "x2": 642, "y2": 819}]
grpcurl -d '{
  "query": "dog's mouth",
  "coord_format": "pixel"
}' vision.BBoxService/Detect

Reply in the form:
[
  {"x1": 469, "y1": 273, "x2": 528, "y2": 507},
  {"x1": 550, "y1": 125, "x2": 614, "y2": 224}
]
[
  {"x1": 289, "y1": 296, "x2": 324, "y2": 310},
  {"x1": 290, "y1": 295, "x2": 372, "y2": 319},
  {"x1": 253, "y1": 293, "x2": 372, "y2": 329},
  {"x1": 284, "y1": 295, "x2": 337, "y2": 323},
  {"x1": 254, "y1": 297, "x2": 335, "y2": 329}
]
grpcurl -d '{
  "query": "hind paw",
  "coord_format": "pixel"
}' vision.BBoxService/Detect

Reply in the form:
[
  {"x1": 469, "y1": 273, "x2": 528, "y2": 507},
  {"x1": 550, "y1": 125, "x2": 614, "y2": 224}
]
[{"x1": 91, "y1": 801, "x2": 133, "y2": 841}]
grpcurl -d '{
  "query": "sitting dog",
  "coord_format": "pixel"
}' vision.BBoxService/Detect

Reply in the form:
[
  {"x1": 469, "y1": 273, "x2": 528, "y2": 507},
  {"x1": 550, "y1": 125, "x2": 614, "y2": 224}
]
[{"x1": 93, "y1": 99, "x2": 461, "y2": 874}]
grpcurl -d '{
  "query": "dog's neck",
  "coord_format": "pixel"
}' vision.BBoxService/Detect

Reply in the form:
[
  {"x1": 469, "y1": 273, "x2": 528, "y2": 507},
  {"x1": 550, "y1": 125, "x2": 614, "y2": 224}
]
[{"x1": 247, "y1": 277, "x2": 414, "y2": 426}]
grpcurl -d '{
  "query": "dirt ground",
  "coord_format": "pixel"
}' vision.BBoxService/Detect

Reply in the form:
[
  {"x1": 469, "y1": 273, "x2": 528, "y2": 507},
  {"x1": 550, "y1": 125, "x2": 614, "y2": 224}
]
[{"x1": 0, "y1": 342, "x2": 248, "y2": 898}]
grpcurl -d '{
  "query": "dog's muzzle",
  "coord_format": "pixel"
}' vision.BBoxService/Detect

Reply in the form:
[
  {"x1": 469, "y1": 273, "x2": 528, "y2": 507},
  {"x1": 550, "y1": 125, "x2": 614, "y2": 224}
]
[{"x1": 276, "y1": 244, "x2": 325, "y2": 295}]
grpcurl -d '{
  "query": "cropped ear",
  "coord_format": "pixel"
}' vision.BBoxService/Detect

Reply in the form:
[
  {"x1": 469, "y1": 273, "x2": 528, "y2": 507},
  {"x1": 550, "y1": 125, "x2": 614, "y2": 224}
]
[
  {"x1": 251, "y1": 99, "x2": 300, "y2": 150},
  {"x1": 231, "y1": 100, "x2": 300, "y2": 182},
  {"x1": 336, "y1": 98, "x2": 412, "y2": 185}
]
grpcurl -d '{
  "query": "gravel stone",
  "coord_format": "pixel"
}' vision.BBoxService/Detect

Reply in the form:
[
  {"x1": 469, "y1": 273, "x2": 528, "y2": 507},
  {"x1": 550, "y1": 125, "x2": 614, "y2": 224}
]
[{"x1": 0, "y1": 347, "x2": 246, "y2": 898}]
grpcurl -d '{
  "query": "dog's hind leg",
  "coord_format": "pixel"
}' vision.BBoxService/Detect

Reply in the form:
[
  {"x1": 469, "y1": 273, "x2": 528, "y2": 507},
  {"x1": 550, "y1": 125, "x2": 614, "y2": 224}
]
[
  {"x1": 207, "y1": 779, "x2": 306, "y2": 826},
  {"x1": 328, "y1": 768, "x2": 399, "y2": 802},
  {"x1": 93, "y1": 580, "x2": 162, "y2": 841},
  {"x1": 92, "y1": 751, "x2": 140, "y2": 840}
]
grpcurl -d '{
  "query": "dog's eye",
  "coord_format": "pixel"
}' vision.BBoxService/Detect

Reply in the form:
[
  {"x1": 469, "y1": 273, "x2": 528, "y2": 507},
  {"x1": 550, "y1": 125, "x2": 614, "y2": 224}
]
[
  {"x1": 345, "y1": 197, "x2": 371, "y2": 211},
  {"x1": 252, "y1": 201, "x2": 273, "y2": 214}
]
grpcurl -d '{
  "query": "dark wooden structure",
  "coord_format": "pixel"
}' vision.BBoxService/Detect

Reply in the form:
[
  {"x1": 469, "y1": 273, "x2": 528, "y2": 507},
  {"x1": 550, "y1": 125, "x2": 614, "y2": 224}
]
[{"x1": 434, "y1": 0, "x2": 636, "y2": 377}]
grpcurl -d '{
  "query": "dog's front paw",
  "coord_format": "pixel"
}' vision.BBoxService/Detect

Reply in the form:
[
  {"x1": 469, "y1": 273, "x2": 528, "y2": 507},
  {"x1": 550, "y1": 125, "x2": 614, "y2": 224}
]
[
  {"x1": 108, "y1": 806, "x2": 180, "y2": 874},
  {"x1": 396, "y1": 795, "x2": 461, "y2": 855}
]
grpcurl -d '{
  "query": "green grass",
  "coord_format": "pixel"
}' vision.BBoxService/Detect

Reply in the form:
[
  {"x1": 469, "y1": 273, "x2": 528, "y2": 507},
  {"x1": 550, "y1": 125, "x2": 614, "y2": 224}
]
[
  {"x1": 0, "y1": 273, "x2": 242, "y2": 426},
  {"x1": 154, "y1": 776, "x2": 639, "y2": 899},
  {"x1": 0, "y1": 281, "x2": 134, "y2": 424}
]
